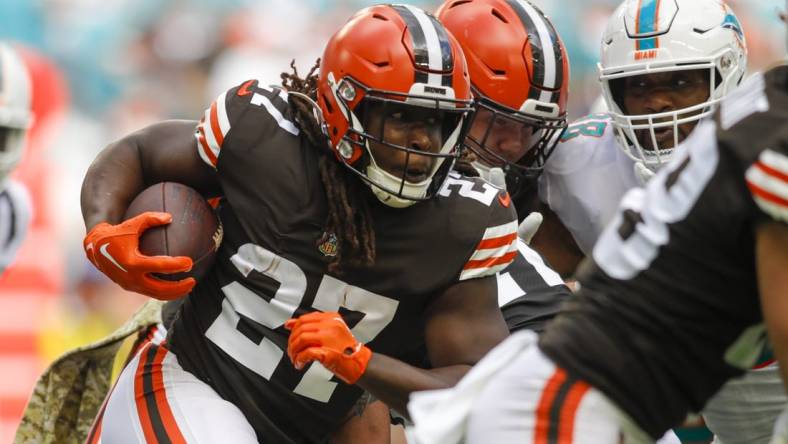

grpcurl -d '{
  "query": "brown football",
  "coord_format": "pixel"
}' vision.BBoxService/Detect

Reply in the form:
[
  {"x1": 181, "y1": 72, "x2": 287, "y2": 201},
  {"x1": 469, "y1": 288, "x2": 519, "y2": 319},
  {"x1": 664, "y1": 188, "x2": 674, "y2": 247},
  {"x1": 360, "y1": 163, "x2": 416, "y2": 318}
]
[{"x1": 124, "y1": 182, "x2": 222, "y2": 282}]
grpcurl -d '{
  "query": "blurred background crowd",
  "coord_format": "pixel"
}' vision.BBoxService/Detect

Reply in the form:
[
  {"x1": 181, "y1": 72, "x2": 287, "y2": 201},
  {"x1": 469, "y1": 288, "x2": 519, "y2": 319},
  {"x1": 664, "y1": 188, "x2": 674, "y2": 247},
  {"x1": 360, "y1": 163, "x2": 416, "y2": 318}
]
[{"x1": 0, "y1": 0, "x2": 784, "y2": 440}]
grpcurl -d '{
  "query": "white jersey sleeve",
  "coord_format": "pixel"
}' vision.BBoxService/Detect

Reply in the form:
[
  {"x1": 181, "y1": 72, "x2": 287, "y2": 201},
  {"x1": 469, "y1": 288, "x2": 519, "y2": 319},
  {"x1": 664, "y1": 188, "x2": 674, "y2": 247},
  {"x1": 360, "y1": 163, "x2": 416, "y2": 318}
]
[
  {"x1": 539, "y1": 114, "x2": 640, "y2": 255},
  {"x1": 0, "y1": 179, "x2": 32, "y2": 272}
]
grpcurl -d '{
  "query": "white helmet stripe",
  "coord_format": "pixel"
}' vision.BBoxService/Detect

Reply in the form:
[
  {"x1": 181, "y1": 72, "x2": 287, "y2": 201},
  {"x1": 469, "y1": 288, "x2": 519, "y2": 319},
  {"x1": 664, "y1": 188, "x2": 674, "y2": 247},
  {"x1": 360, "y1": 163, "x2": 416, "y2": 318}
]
[
  {"x1": 506, "y1": 0, "x2": 563, "y2": 105},
  {"x1": 402, "y1": 4, "x2": 446, "y2": 86},
  {"x1": 394, "y1": 4, "x2": 453, "y2": 87},
  {"x1": 517, "y1": 0, "x2": 558, "y2": 93}
]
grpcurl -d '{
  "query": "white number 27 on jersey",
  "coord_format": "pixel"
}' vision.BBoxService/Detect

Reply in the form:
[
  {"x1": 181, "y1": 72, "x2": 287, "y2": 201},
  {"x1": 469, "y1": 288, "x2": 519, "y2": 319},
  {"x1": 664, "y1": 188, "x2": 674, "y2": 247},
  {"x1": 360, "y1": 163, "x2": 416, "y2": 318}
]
[{"x1": 205, "y1": 243, "x2": 398, "y2": 403}]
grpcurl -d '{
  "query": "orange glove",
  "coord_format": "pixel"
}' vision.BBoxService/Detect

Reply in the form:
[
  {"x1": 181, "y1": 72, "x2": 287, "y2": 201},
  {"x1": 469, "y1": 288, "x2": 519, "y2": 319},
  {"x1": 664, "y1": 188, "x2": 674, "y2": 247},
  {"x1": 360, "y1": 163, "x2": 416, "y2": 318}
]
[
  {"x1": 285, "y1": 311, "x2": 372, "y2": 385},
  {"x1": 83, "y1": 212, "x2": 195, "y2": 300}
]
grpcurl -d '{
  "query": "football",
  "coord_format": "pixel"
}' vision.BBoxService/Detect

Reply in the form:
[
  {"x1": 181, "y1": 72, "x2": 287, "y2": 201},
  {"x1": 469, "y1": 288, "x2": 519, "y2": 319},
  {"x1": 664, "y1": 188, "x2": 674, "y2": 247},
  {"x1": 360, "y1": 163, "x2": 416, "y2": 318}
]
[{"x1": 124, "y1": 182, "x2": 222, "y2": 282}]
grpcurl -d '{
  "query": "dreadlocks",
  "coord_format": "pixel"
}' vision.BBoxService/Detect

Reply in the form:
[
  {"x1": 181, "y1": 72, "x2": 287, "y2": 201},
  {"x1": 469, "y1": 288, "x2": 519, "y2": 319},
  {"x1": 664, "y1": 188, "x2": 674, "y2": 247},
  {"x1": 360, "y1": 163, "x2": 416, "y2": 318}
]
[{"x1": 281, "y1": 60, "x2": 376, "y2": 274}]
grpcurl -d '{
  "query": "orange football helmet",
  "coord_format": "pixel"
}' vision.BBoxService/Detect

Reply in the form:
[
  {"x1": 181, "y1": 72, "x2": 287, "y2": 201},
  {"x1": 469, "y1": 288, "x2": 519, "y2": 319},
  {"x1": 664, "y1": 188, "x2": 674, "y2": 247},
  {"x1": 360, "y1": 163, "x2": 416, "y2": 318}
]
[
  {"x1": 437, "y1": 0, "x2": 569, "y2": 196},
  {"x1": 317, "y1": 4, "x2": 473, "y2": 208}
]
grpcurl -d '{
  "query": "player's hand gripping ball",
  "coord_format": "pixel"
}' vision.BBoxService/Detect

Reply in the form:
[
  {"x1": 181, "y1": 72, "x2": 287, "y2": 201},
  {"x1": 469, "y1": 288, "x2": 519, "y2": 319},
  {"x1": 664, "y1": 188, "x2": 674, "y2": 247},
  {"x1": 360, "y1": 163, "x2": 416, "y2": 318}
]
[{"x1": 84, "y1": 182, "x2": 222, "y2": 300}]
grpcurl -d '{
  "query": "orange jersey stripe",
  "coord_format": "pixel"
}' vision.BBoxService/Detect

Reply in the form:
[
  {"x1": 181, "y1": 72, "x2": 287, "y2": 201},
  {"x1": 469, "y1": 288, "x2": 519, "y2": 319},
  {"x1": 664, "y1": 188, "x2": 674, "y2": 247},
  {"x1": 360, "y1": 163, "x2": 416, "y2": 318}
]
[
  {"x1": 463, "y1": 251, "x2": 517, "y2": 270},
  {"x1": 151, "y1": 344, "x2": 188, "y2": 444},
  {"x1": 209, "y1": 100, "x2": 224, "y2": 147},
  {"x1": 654, "y1": 0, "x2": 661, "y2": 48},
  {"x1": 634, "y1": 0, "x2": 643, "y2": 50},
  {"x1": 198, "y1": 126, "x2": 218, "y2": 166},
  {"x1": 558, "y1": 380, "x2": 592, "y2": 443},
  {"x1": 476, "y1": 232, "x2": 517, "y2": 250},
  {"x1": 757, "y1": 160, "x2": 788, "y2": 183},
  {"x1": 134, "y1": 344, "x2": 158, "y2": 443},
  {"x1": 747, "y1": 180, "x2": 788, "y2": 207},
  {"x1": 87, "y1": 415, "x2": 103, "y2": 444},
  {"x1": 534, "y1": 368, "x2": 568, "y2": 444}
]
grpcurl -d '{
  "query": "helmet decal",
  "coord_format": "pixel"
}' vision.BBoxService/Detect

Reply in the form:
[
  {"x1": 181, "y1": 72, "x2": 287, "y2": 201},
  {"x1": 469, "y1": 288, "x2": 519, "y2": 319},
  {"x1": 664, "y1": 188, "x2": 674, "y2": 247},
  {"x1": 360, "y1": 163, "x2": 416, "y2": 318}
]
[
  {"x1": 721, "y1": 6, "x2": 745, "y2": 51},
  {"x1": 721, "y1": 11, "x2": 744, "y2": 39}
]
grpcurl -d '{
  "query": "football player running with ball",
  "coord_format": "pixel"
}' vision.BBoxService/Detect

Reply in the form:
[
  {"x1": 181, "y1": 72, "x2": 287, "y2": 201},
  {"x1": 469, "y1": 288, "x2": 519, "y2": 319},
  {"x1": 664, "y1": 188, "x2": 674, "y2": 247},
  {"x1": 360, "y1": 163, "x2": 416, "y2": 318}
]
[
  {"x1": 330, "y1": 2, "x2": 578, "y2": 439},
  {"x1": 81, "y1": 5, "x2": 519, "y2": 443}
]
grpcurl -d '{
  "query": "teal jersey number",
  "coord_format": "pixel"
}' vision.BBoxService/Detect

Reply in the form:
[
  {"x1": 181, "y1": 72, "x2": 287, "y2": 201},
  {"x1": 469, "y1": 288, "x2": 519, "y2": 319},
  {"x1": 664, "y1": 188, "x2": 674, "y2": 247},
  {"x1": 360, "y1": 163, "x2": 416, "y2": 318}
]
[{"x1": 560, "y1": 114, "x2": 609, "y2": 142}]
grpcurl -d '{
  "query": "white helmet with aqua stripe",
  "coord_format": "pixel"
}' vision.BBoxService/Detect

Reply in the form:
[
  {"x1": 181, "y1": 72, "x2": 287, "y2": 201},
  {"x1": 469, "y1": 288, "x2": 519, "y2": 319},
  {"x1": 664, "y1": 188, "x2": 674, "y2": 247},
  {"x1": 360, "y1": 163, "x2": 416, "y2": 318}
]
[{"x1": 599, "y1": 0, "x2": 747, "y2": 172}]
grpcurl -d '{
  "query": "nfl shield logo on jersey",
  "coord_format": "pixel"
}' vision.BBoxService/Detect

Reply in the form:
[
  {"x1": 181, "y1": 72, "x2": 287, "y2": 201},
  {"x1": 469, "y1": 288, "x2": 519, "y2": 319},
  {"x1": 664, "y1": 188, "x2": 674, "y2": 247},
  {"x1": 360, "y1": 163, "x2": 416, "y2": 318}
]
[{"x1": 318, "y1": 232, "x2": 338, "y2": 257}]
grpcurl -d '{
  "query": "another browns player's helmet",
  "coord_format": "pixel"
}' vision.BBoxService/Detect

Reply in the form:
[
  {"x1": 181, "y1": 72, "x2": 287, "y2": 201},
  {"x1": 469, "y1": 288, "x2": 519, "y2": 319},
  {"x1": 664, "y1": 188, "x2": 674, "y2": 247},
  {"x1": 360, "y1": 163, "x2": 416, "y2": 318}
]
[
  {"x1": 600, "y1": 0, "x2": 747, "y2": 171},
  {"x1": 437, "y1": 0, "x2": 569, "y2": 197},
  {"x1": 317, "y1": 4, "x2": 473, "y2": 208},
  {"x1": 0, "y1": 43, "x2": 32, "y2": 183}
]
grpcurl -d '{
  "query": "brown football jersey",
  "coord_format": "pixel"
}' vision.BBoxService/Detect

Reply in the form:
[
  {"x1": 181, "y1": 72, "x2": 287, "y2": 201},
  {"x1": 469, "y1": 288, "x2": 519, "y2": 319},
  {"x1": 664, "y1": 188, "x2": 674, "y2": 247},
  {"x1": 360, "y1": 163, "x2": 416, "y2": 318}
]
[{"x1": 170, "y1": 80, "x2": 518, "y2": 443}]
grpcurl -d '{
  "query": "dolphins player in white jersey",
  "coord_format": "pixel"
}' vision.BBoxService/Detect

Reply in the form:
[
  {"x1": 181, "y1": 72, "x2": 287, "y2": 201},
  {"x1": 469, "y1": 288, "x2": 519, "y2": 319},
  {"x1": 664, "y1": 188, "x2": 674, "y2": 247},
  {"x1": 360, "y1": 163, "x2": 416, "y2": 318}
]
[
  {"x1": 536, "y1": 0, "x2": 747, "y2": 272},
  {"x1": 536, "y1": 1, "x2": 785, "y2": 443},
  {"x1": 0, "y1": 43, "x2": 33, "y2": 273}
]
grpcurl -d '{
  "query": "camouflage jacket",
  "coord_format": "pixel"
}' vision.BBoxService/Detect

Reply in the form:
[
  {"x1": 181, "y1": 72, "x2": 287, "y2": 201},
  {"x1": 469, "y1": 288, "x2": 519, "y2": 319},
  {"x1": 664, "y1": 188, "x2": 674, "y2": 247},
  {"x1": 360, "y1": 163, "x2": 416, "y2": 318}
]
[{"x1": 14, "y1": 300, "x2": 164, "y2": 444}]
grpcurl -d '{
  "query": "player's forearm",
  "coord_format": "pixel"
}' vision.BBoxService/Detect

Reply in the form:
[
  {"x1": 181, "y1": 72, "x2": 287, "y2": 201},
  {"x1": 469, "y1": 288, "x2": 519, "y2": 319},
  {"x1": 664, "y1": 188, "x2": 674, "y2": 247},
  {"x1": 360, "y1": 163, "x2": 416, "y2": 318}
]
[
  {"x1": 81, "y1": 137, "x2": 148, "y2": 230},
  {"x1": 529, "y1": 204, "x2": 584, "y2": 278},
  {"x1": 357, "y1": 352, "x2": 470, "y2": 418},
  {"x1": 757, "y1": 223, "x2": 788, "y2": 388},
  {"x1": 81, "y1": 121, "x2": 214, "y2": 231}
]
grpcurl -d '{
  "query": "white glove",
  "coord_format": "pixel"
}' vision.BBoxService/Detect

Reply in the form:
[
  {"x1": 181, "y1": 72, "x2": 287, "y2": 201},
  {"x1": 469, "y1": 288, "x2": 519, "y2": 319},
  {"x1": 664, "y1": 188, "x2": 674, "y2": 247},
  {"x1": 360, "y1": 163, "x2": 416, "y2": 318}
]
[
  {"x1": 488, "y1": 167, "x2": 507, "y2": 190},
  {"x1": 634, "y1": 161, "x2": 655, "y2": 186},
  {"x1": 517, "y1": 212, "x2": 543, "y2": 244}
]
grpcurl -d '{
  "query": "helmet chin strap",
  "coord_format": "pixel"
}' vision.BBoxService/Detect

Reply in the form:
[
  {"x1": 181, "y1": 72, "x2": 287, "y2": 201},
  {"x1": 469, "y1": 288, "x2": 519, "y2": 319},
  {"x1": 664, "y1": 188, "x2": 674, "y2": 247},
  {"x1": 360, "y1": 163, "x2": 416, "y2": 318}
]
[
  {"x1": 360, "y1": 111, "x2": 462, "y2": 209},
  {"x1": 365, "y1": 163, "x2": 431, "y2": 208}
]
